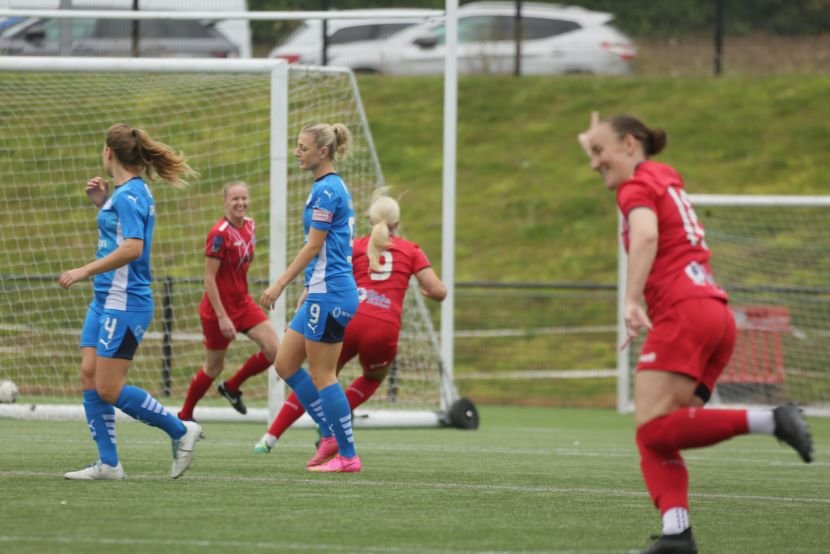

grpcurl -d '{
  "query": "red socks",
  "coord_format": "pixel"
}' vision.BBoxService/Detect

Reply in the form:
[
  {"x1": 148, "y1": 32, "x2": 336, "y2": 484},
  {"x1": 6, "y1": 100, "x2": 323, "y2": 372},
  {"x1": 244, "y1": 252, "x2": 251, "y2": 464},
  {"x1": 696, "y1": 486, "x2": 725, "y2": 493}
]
[
  {"x1": 267, "y1": 375, "x2": 384, "y2": 438},
  {"x1": 224, "y1": 351, "x2": 271, "y2": 392},
  {"x1": 636, "y1": 407, "x2": 749, "y2": 513},
  {"x1": 178, "y1": 369, "x2": 214, "y2": 420},
  {"x1": 267, "y1": 391, "x2": 305, "y2": 438},
  {"x1": 345, "y1": 375, "x2": 382, "y2": 410},
  {"x1": 638, "y1": 408, "x2": 749, "y2": 452}
]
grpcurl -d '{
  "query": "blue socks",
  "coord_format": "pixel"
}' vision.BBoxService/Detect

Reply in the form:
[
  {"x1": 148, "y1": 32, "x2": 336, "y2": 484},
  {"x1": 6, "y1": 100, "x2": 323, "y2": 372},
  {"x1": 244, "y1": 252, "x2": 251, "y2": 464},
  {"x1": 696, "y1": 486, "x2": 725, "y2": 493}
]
[
  {"x1": 319, "y1": 383, "x2": 356, "y2": 458},
  {"x1": 285, "y1": 368, "x2": 332, "y2": 438},
  {"x1": 82, "y1": 389, "x2": 118, "y2": 467},
  {"x1": 114, "y1": 385, "x2": 186, "y2": 440}
]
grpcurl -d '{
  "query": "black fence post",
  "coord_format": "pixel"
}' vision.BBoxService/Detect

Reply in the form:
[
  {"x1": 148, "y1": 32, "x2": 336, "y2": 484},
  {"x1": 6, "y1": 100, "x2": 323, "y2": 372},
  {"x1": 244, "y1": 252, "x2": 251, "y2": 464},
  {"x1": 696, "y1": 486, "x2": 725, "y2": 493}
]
[
  {"x1": 714, "y1": 0, "x2": 725, "y2": 76},
  {"x1": 161, "y1": 276, "x2": 174, "y2": 397}
]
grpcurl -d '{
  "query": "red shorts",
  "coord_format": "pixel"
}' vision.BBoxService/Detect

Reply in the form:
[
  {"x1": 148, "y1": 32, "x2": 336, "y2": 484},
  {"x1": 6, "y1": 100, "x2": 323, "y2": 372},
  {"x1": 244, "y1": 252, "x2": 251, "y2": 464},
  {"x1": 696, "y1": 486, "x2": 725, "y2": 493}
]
[
  {"x1": 201, "y1": 297, "x2": 269, "y2": 351},
  {"x1": 337, "y1": 312, "x2": 399, "y2": 373},
  {"x1": 637, "y1": 297, "x2": 736, "y2": 395}
]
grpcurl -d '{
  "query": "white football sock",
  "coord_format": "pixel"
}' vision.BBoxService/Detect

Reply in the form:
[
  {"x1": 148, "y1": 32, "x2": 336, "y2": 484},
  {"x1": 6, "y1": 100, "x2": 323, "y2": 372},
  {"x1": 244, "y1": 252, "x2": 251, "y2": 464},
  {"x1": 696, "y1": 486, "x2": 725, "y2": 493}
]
[
  {"x1": 747, "y1": 410, "x2": 775, "y2": 434},
  {"x1": 662, "y1": 507, "x2": 690, "y2": 535}
]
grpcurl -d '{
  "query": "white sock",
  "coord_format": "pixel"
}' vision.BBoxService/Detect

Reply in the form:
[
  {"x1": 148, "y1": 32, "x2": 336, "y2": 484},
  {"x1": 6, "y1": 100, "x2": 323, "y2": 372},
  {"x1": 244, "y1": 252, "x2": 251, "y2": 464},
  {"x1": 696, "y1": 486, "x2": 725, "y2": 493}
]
[
  {"x1": 747, "y1": 410, "x2": 775, "y2": 434},
  {"x1": 662, "y1": 507, "x2": 690, "y2": 535},
  {"x1": 261, "y1": 433, "x2": 278, "y2": 448}
]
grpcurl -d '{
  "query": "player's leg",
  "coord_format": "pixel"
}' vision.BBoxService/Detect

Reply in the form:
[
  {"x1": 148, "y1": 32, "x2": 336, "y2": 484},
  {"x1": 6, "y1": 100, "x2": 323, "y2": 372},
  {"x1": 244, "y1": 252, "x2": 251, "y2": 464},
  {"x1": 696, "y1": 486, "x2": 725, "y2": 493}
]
[
  {"x1": 348, "y1": 321, "x2": 396, "y2": 410},
  {"x1": 305, "y1": 290, "x2": 360, "y2": 473},
  {"x1": 179, "y1": 315, "x2": 230, "y2": 420},
  {"x1": 268, "y1": 320, "x2": 334, "y2": 452},
  {"x1": 220, "y1": 313, "x2": 277, "y2": 415},
  {"x1": 65, "y1": 306, "x2": 126, "y2": 481},
  {"x1": 256, "y1": 324, "x2": 357, "y2": 454},
  {"x1": 93, "y1": 310, "x2": 201, "y2": 478}
]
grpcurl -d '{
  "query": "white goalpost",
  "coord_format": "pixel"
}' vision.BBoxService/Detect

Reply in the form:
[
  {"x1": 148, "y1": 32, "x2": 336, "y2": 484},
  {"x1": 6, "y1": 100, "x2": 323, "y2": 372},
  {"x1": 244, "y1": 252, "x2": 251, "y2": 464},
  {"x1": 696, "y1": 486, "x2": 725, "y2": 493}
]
[
  {"x1": 618, "y1": 194, "x2": 830, "y2": 416},
  {"x1": 0, "y1": 50, "x2": 474, "y2": 428}
]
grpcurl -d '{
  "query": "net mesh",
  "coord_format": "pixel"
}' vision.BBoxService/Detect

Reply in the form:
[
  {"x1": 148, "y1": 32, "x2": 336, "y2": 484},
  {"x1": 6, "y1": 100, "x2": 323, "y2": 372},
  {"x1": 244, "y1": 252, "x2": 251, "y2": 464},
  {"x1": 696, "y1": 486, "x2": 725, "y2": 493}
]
[
  {"x1": 0, "y1": 66, "x2": 443, "y2": 413},
  {"x1": 625, "y1": 200, "x2": 830, "y2": 409}
]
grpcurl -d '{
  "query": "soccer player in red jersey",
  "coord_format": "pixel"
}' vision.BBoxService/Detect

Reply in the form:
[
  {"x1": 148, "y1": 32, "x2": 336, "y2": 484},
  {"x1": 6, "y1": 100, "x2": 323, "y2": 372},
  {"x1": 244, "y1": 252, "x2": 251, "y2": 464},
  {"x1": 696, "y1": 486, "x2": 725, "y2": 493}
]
[
  {"x1": 178, "y1": 181, "x2": 279, "y2": 421},
  {"x1": 254, "y1": 189, "x2": 446, "y2": 454},
  {"x1": 580, "y1": 113, "x2": 813, "y2": 554}
]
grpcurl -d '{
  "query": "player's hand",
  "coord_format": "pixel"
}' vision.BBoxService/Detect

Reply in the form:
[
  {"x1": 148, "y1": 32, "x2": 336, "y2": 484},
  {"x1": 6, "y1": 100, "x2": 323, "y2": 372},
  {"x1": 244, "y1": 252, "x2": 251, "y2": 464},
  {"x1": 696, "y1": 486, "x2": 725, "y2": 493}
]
[
  {"x1": 577, "y1": 111, "x2": 600, "y2": 158},
  {"x1": 218, "y1": 315, "x2": 237, "y2": 340},
  {"x1": 260, "y1": 283, "x2": 284, "y2": 311},
  {"x1": 620, "y1": 302, "x2": 652, "y2": 350},
  {"x1": 58, "y1": 267, "x2": 90, "y2": 289},
  {"x1": 85, "y1": 177, "x2": 109, "y2": 208}
]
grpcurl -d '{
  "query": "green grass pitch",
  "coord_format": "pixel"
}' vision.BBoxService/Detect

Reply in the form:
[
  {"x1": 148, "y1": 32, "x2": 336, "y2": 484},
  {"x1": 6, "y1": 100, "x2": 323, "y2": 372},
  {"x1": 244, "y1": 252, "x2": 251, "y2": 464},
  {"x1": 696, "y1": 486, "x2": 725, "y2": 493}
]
[{"x1": 1, "y1": 406, "x2": 828, "y2": 553}]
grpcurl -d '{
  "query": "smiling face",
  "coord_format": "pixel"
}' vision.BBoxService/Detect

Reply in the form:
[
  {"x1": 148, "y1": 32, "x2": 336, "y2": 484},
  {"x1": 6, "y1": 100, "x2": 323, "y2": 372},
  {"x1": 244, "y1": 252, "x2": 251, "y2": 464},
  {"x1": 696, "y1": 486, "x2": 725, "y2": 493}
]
[
  {"x1": 588, "y1": 122, "x2": 645, "y2": 190},
  {"x1": 294, "y1": 132, "x2": 328, "y2": 173},
  {"x1": 223, "y1": 183, "x2": 249, "y2": 224}
]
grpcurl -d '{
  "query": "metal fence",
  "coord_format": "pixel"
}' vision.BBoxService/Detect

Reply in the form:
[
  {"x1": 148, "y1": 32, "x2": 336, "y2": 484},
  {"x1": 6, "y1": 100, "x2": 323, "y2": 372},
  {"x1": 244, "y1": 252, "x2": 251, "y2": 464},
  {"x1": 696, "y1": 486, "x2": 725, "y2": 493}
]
[{"x1": 453, "y1": 281, "x2": 618, "y2": 408}]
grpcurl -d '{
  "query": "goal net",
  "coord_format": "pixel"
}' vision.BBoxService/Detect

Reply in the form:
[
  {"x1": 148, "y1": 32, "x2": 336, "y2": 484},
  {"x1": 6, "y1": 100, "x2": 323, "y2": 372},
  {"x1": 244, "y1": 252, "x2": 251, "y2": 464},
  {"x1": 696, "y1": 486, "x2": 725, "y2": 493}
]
[
  {"x1": 618, "y1": 195, "x2": 830, "y2": 415},
  {"x1": 0, "y1": 57, "x2": 458, "y2": 426}
]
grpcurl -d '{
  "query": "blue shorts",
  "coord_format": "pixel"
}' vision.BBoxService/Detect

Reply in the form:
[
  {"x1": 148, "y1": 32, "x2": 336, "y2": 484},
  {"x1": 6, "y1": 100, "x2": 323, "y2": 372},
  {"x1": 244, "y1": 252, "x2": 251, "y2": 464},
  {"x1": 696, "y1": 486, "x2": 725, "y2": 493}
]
[
  {"x1": 81, "y1": 302, "x2": 153, "y2": 360},
  {"x1": 289, "y1": 289, "x2": 358, "y2": 343}
]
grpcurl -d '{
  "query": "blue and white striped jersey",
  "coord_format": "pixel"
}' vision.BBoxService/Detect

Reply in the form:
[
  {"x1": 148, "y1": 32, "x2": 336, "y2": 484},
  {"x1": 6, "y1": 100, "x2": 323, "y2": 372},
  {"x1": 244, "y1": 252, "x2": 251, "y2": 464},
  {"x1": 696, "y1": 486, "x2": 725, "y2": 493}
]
[
  {"x1": 93, "y1": 177, "x2": 155, "y2": 311},
  {"x1": 302, "y1": 172, "x2": 356, "y2": 294}
]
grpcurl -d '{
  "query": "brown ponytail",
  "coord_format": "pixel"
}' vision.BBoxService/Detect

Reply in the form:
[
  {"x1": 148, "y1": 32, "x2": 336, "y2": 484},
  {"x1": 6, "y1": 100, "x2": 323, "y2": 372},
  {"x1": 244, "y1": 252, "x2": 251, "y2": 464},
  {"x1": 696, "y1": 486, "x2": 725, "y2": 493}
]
[
  {"x1": 607, "y1": 115, "x2": 667, "y2": 157},
  {"x1": 106, "y1": 124, "x2": 198, "y2": 188}
]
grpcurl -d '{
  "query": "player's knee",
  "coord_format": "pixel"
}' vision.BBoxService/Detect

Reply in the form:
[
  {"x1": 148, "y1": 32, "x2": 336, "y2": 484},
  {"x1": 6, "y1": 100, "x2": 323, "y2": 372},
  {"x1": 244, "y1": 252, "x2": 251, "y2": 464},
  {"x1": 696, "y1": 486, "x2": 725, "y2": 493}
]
[
  {"x1": 261, "y1": 341, "x2": 278, "y2": 363},
  {"x1": 95, "y1": 384, "x2": 120, "y2": 404},
  {"x1": 364, "y1": 367, "x2": 388, "y2": 381}
]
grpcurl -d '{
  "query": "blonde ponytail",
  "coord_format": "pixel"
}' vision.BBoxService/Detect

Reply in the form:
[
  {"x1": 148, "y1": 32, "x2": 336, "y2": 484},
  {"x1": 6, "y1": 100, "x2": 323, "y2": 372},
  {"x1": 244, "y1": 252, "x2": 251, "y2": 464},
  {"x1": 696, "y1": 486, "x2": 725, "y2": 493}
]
[{"x1": 366, "y1": 187, "x2": 400, "y2": 272}]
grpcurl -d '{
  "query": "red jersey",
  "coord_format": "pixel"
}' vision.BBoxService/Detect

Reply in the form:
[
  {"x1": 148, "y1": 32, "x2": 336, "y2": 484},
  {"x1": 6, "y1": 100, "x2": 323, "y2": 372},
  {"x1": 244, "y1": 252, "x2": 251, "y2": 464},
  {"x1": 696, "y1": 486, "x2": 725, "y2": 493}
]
[
  {"x1": 616, "y1": 161, "x2": 727, "y2": 315},
  {"x1": 199, "y1": 217, "x2": 257, "y2": 319},
  {"x1": 352, "y1": 235, "x2": 432, "y2": 326}
]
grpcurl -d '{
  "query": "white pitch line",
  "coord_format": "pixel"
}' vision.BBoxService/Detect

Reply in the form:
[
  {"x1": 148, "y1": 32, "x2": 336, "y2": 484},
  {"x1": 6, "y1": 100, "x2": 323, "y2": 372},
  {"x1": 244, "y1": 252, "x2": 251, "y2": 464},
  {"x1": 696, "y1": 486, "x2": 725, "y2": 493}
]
[
  {"x1": 0, "y1": 470, "x2": 827, "y2": 506},
  {"x1": 0, "y1": 535, "x2": 637, "y2": 554}
]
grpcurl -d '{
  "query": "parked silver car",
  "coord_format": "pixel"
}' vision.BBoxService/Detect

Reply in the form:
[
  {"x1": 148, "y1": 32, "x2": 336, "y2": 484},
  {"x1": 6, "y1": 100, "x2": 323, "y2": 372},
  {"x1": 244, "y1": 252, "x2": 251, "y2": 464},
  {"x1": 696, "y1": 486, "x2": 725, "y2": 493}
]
[
  {"x1": 298, "y1": 2, "x2": 636, "y2": 75},
  {"x1": 268, "y1": 9, "x2": 434, "y2": 68},
  {"x1": 0, "y1": 14, "x2": 240, "y2": 58}
]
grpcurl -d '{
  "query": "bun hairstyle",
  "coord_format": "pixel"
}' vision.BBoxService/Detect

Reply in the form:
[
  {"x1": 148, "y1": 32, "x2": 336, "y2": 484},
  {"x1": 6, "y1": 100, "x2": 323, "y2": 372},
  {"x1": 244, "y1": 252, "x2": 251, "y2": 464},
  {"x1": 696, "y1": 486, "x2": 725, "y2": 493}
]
[
  {"x1": 366, "y1": 186, "x2": 400, "y2": 272},
  {"x1": 106, "y1": 123, "x2": 197, "y2": 188},
  {"x1": 607, "y1": 115, "x2": 667, "y2": 157},
  {"x1": 301, "y1": 122, "x2": 352, "y2": 162}
]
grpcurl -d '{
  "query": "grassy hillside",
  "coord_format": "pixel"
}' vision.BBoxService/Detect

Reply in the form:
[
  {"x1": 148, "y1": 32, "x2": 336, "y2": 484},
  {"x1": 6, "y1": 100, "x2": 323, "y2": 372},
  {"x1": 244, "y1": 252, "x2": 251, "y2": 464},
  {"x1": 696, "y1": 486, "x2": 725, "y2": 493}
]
[{"x1": 358, "y1": 74, "x2": 830, "y2": 283}]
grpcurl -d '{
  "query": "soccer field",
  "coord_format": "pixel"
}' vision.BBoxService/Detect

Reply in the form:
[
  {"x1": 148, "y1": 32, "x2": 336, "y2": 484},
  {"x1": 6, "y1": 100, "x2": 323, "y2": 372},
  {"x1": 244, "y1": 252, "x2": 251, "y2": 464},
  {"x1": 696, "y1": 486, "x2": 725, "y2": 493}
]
[{"x1": 1, "y1": 406, "x2": 827, "y2": 554}]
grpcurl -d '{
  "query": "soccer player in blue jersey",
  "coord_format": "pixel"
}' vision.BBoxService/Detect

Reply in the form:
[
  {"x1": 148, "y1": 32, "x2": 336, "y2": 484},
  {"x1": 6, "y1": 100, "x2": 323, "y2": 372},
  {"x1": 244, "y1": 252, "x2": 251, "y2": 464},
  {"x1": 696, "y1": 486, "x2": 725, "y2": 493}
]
[
  {"x1": 260, "y1": 122, "x2": 361, "y2": 473},
  {"x1": 59, "y1": 124, "x2": 203, "y2": 480}
]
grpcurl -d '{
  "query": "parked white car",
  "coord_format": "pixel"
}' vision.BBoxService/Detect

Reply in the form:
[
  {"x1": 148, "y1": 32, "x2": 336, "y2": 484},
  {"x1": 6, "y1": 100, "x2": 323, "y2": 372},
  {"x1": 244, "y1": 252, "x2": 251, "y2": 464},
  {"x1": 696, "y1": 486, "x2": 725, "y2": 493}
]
[
  {"x1": 268, "y1": 9, "x2": 435, "y2": 69},
  {"x1": 278, "y1": 2, "x2": 636, "y2": 76}
]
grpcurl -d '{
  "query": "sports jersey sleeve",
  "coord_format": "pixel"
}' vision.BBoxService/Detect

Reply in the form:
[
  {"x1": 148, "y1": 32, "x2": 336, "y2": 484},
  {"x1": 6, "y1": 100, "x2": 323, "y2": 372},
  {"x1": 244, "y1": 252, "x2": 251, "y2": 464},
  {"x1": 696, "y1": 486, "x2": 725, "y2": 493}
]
[
  {"x1": 205, "y1": 229, "x2": 223, "y2": 259},
  {"x1": 410, "y1": 244, "x2": 432, "y2": 274},
  {"x1": 617, "y1": 179, "x2": 658, "y2": 217},
  {"x1": 113, "y1": 192, "x2": 146, "y2": 240},
  {"x1": 309, "y1": 185, "x2": 340, "y2": 232}
]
